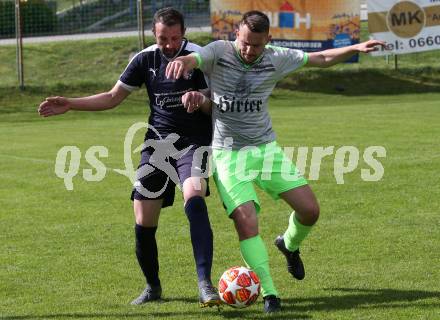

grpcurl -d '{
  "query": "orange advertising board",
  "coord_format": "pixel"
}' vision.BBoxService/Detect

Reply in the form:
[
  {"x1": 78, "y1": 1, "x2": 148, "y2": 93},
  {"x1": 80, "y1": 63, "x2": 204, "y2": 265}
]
[{"x1": 211, "y1": 0, "x2": 360, "y2": 55}]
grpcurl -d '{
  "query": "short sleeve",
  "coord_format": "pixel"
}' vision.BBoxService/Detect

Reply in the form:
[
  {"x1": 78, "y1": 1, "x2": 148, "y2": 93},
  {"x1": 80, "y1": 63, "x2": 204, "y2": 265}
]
[
  {"x1": 267, "y1": 46, "x2": 308, "y2": 79},
  {"x1": 195, "y1": 40, "x2": 227, "y2": 75},
  {"x1": 118, "y1": 52, "x2": 145, "y2": 91}
]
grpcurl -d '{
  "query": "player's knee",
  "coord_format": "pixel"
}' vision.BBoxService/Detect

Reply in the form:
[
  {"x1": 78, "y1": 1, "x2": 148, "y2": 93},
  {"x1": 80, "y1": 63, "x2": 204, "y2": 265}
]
[
  {"x1": 305, "y1": 203, "x2": 320, "y2": 225},
  {"x1": 182, "y1": 178, "x2": 206, "y2": 202},
  {"x1": 297, "y1": 202, "x2": 320, "y2": 226},
  {"x1": 133, "y1": 206, "x2": 144, "y2": 225},
  {"x1": 183, "y1": 189, "x2": 205, "y2": 203},
  {"x1": 134, "y1": 211, "x2": 150, "y2": 226},
  {"x1": 231, "y1": 203, "x2": 258, "y2": 240},
  {"x1": 309, "y1": 203, "x2": 320, "y2": 224},
  {"x1": 235, "y1": 223, "x2": 258, "y2": 240},
  {"x1": 133, "y1": 200, "x2": 161, "y2": 227}
]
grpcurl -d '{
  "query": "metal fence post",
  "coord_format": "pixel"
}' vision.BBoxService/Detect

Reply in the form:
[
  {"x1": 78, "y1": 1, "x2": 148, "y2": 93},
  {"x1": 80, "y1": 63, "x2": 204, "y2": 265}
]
[
  {"x1": 15, "y1": 0, "x2": 24, "y2": 90},
  {"x1": 137, "y1": 0, "x2": 145, "y2": 50}
]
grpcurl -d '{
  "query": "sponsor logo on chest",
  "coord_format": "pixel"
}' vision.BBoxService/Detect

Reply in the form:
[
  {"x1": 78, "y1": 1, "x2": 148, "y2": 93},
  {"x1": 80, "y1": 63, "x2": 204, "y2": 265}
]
[{"x1": 217, "y1": 95, "x2": 263, "y2": 113}]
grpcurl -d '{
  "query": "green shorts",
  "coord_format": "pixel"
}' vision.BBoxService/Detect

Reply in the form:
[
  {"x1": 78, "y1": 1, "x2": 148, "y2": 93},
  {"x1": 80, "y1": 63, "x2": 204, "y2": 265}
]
[{"x1": 213, "y1": 141, "x2": 308, "y2": 215}]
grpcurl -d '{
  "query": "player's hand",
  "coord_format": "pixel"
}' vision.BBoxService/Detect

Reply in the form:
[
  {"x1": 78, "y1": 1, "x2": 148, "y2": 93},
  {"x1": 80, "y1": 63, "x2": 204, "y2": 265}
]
[
  {"x1": 182, "y1": 91, "x2": 206, "y2": 113},
  {"x1": 166, "y1": 58, "x2": 187, "y2": 80},
  {"x1": 356, "y1": 40, "x2": 386, "y2": 53},
  {"x1": 38, "y1": 96, "x2": 70, "y2": 117}
]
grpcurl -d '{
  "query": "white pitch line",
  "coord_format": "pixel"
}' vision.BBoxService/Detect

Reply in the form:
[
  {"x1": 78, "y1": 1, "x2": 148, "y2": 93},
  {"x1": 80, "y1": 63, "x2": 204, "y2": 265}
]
[
  {"x1": 0, "y1": 153, "x2": 123, "y2": 172},
  {"x1": 0, "y1": 154, "x2": 54, "y2": 164}
]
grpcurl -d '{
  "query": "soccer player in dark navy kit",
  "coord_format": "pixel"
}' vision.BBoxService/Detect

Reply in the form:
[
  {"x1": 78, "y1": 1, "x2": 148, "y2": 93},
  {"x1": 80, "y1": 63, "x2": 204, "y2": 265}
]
[{"x1": 38, "y1": 8, "x2": 221, "y2": 307}]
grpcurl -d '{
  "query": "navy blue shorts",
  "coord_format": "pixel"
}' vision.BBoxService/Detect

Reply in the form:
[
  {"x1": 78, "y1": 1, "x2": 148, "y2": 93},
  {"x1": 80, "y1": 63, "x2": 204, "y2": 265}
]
[{"x1": 131, "y1": 142, "x2": 211, "y2": 208}]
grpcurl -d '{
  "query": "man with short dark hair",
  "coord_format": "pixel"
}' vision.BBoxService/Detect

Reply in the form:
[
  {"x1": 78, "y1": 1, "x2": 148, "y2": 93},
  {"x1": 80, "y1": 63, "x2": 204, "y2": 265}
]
[
  {"x1": 166, "y1": 10, "x2": 384, "y2": 313},
  {"x1": 38, "y1": 7, "x2": 221, "y2": 308}
]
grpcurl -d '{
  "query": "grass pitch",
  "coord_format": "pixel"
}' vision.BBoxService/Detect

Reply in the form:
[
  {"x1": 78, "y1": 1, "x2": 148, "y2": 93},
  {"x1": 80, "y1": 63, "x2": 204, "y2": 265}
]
[{"x1": 1, "y1": 34, "x2": 440, "y2": 320}]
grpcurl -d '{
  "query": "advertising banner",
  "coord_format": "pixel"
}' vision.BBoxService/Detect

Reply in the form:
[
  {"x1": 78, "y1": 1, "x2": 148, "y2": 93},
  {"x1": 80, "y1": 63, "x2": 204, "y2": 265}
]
[
  {"x1": 368, "y1": 0, "x2": 440, "y2": 55},
  {"x1": 211, "y1": 0, "x2": 360, "y2": 57}
]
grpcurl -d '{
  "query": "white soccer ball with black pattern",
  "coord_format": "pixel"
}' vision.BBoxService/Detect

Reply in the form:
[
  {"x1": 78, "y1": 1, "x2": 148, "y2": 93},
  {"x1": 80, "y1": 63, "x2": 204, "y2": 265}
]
[{"x1": 218, "y1": 266, "x2": 261, "y2": 308}]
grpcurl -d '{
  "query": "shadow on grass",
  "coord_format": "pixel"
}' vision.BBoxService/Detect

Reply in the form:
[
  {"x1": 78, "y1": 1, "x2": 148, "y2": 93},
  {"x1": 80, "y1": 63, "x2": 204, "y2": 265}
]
[
  {"x1": 157, "y1": 297, "x2": 310, "y2": 319},
  {"x1": 1, "y1": 310, "x2": 310, "y2": 320},
  {"x1": 220, "y1": 309, "x2": 310, "y2": 319},
  {"x1": 1, "y1": 313, "x2": 152, "y2": 319},
  {"x1": 277, "y1": 67, "x2": 440, "y2": 96},
  {"x1": 3, "y1": 288, "x2": 438, "y2": 319},
  {"x1": 283, "y1": 287, "x2": 440, "y2": 312}
]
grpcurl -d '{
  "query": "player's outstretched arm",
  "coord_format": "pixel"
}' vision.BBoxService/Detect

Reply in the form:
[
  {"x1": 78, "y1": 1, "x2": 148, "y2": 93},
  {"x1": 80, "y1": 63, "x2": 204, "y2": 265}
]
[
  {"x1": 181, "y1": 90, "x2": 212, "y2": 114},
  {"x1": 165, "y1": 54, "x2": 198, "y2": 80},
  {"x1": 38, "y1": 82, "x2": 131, "y2": 117},
  {"x1": 307, "y1": 40, "x2": 385, "y2": 68}
]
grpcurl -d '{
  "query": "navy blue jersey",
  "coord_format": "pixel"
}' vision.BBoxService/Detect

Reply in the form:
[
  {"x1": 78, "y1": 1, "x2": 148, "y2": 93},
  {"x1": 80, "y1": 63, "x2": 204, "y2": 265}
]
[{"x1": 118, "y1": 39, "x2": 212, "y2": 146}]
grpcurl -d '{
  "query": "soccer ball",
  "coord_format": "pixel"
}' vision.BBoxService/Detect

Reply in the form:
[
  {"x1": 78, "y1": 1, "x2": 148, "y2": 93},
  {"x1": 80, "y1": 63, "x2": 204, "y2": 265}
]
[{"x1": 218, "y1": 266, "x2": 261, "y2": 308}]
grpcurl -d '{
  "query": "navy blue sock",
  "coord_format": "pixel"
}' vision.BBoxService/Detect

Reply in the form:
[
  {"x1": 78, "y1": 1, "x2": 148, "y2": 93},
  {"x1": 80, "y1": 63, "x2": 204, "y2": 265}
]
[
  {"x1": 135, "y1": 224, "x2": 160, "y2": 286},
  {"x1": 184, "y1": 196, "x2": 213, "y2": 282}
]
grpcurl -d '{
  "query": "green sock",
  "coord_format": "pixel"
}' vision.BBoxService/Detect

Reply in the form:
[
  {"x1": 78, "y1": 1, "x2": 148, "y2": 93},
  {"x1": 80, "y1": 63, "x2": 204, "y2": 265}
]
[
  {"x1": 283, "y1": 212, "x2": 313, "y2": 252},
  {"x1": 239, "y1": 235, "x2": 278, "y2": 297}
]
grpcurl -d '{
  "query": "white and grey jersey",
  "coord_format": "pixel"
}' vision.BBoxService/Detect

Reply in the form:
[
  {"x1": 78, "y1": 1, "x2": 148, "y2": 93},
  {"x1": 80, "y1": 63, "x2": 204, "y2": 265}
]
[{"x1": 196, "y1": 40, "x2": 307, "y2": 149}]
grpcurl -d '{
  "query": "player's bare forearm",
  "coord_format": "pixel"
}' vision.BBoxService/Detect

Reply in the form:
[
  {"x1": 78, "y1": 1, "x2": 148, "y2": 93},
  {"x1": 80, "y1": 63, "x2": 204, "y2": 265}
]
[
  {"x1": 307, "y1": 40, "x2": 385, "y2": 68},
  {"x1": 38, "y1": 83, "x2": 130, "y2": 117},
  {"x1": 68, "y1": 83, "x2": 130, "y2": 111},
  {"x1": 68, "y1": 92, "x2": 122, "y2": 111},
  {"x1": 166, "y1": 54, "x2": 198, "y2": 79}
]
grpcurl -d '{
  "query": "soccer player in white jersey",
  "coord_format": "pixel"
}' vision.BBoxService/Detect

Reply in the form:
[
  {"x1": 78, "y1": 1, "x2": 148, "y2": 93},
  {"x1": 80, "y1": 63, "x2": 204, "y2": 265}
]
[{"x1": 166, "y1": 10, "x2": 384, "y2": 313}]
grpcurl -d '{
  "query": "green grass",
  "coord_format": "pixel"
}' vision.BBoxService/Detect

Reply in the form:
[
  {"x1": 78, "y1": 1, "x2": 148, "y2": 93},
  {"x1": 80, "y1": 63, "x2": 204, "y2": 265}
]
[
  {"x1": 1, "y1": 28, "x2": 439, "y2": 93},
  {"x1": 1, "y1": 33, "x2": 440, "y2": 319}
]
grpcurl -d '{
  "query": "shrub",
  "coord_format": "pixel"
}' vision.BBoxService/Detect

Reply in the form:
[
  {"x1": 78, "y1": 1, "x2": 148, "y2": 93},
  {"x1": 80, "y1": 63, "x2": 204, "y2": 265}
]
[{"x1": 0, "y1": 1, "x2": 15, "y2": 37}]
